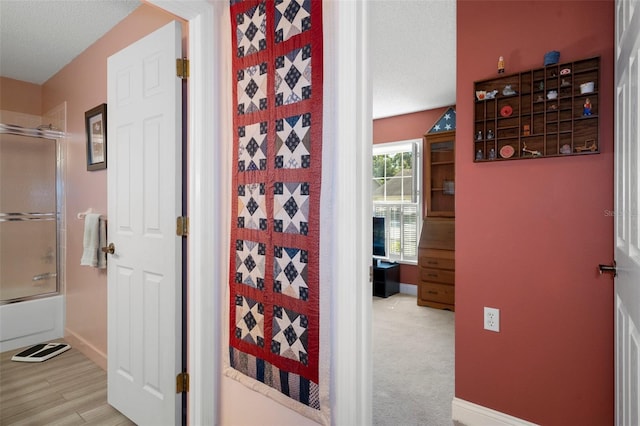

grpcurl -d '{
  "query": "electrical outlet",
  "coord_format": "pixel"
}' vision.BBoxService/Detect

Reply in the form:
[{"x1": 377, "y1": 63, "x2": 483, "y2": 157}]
[{"x1": 484, "y1": 307, "x2": 500, "y2": 332}]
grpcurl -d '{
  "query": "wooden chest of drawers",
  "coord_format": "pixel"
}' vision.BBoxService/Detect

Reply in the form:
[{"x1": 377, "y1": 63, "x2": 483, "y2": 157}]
[{"x1": 418, "y1": 218, "x2": 455, "y2": 310}]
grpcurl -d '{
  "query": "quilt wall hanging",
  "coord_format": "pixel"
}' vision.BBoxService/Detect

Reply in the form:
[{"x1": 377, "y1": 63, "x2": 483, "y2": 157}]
[{"x1": 226, "y1": 0, "x2": 326, "y2": 421}]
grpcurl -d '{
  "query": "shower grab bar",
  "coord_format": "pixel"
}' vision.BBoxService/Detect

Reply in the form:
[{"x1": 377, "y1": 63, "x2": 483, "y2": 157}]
[
  {"x1": 32, "y1": 272, "x2": 57, "y2": 281},
  {"x1": 0, "y1": 212, "x2": 57, "y2": 222}
]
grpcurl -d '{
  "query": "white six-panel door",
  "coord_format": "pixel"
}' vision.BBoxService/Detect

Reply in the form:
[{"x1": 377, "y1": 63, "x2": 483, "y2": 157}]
[
  {"x1": 615, "y1": 1, "x2": 640, "y2": 425},
  {"x1": 106, "y1": 21, "x2": 182, "y2": 425}
]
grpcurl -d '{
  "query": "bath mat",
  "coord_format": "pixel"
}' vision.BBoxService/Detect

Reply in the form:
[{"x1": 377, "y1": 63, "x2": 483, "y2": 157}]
[{"x1": 11, "y1": 342, "x2": 70, "y2": 362}]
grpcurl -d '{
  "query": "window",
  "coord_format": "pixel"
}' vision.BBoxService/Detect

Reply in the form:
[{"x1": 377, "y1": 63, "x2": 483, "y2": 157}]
[{"x1": 372, "y1": 139, "x2": 421, "y2": 263}]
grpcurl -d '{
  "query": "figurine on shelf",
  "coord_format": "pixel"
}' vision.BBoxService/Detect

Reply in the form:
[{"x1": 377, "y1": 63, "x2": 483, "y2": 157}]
[
  {"x1": 584, "y1": 98, "x2": 592, "y2": 116},
  {"x1": 502, "y1": 84, "x2": 516, "y2": 96},
  {"x1": 523, "y1": 124, "x2": 530, "y2": 136},
  {"x1": 488, "y1": 148, "x2": 496, "y2": 160},
  {"x1": 498, "y1": 56, "x2": 505, "y2": 74},
  {"x1": 485, "y1": 89, "x2": 499, "y2": 99},
  {"x1": 575, "y1": 139, "x2": 597, "y2": 152},
  {"x1": 476, "y1": 130, "x2": 483, "y2": 141},
  {"x1": 560, "y1": 144, "x2": 572, "y2": 154},
  {"x1": 476, "y1": 149, "x2": 484, "y2": 160},
  {"x1": 487, "y1": 129, "x2": 495, "y2": 139},
  {"x1": 522, "y1": 142, "x2": 542, "y2": 157}
]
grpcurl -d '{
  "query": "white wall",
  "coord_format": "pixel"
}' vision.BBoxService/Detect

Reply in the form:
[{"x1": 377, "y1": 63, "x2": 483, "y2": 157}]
[{"x1": 220, "y1": 377, "x2": 319, "y2": 425}]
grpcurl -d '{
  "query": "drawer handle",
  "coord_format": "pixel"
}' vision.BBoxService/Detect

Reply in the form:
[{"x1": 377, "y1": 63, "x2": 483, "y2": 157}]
[{"x1": 427, "y1": 290, "x2": 438, "y2": 295}]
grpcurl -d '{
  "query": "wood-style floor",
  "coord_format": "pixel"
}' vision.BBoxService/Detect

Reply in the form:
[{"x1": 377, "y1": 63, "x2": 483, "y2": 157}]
[{"x1": 0, "y1": 341, "x2": 135, "y2": 425}]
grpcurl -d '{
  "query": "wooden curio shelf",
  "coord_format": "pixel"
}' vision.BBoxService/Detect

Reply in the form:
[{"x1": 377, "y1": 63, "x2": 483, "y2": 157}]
[{"x1": 473, "y1": 56, "x2": 600, "y2": 162}]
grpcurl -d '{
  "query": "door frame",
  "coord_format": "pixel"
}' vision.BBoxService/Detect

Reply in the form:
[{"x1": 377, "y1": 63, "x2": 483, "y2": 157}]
[
  {"x1": 146, "y1": 2, "x2": 221, "y2": 424},
  {"x1": 323, "y1": 1, "x2": 373, "y2": 423},
  {"x1": 614, "y1": 0, "x2": 640, "y2": 422},
  {"x1": 147, "y1": 1, "x2": 371, "y2": 424}
]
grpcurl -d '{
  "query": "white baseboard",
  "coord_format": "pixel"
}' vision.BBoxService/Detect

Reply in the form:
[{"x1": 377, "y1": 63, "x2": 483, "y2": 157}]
[
  {"x1": 399, "y1": 283, "x2": 417, "y2": 296},
  {"x1": 452, "y1": 398, "x2": 539, "y2": 426}
]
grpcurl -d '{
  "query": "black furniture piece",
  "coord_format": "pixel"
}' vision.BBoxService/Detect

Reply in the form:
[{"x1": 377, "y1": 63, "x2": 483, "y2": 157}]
[{"x1": 373, "y1": 261, "x2": 400, "y2": 298}]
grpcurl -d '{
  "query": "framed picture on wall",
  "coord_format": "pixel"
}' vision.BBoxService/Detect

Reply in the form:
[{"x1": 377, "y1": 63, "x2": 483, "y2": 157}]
[{"x1": 85, "y1": 103, "x2": 107, "y2": 171}]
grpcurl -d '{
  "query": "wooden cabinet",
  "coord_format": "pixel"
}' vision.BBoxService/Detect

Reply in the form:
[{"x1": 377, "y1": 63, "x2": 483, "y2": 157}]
[
  {"x1": 373, "y1": 262, "x2": 400, "y2": 298},
  {"x1": 419, "y1": 129, "x2": 455, "y2": 309},
  {"x1": 424, "y1": 131, "x2": 455, "y2": 217},
  {"x1": 473, "y1": 56, "x2": 600, "y2": 162},
  {"x1": 418, "y1": 217, "x2": 455, "y2": 310}
]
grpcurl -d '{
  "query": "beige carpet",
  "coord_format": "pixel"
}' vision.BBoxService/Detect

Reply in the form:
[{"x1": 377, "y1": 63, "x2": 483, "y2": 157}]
[{"x1": 373, "y1": 292, "x2": 455, "y2": 426}]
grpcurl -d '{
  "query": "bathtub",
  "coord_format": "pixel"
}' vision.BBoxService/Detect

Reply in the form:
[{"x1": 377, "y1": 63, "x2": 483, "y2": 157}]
[
  {"x1": 0, "y1": 295, "x2": 65, "y2": 352},
  {"x1": 0, "y1": 125, "x2": 66, "y2": 354}
]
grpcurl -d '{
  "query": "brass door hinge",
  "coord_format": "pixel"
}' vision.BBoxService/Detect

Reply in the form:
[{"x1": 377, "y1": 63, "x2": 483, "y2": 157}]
[
  {"x1": 176, "y1": 216, "x2": 189, "y2": 237},
  {"x1": 176, "y1": 58, "x2": 189, "y2": 79},
  {"x1": 176, "y1": 372, "x2": 189, "y2": 393}
]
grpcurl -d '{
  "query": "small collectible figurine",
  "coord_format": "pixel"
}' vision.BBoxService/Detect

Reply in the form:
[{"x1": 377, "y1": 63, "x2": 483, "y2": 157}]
[
  {"x1": 498, "y1": 56, "x2": 505, "y2": 74},
  {"x1": 583, "y1": 98, "x2": 592, "y2": 116},
  {"x1": 487, "y1": 129, "x2": 494, "y2": 139},
  {"x1": 485, "y1": 89, "x2": 499, "y2": 99},
  {"x1": 522, "y1": 142, "x2": 542, "y2": 157},
  {"x1": 502, "y1": 84, "x2": 516, "y2": 96}
]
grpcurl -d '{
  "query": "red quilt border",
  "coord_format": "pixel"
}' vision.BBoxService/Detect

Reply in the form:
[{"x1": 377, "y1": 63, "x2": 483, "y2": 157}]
[{"x1": 228, "y1": 0, "x2": 323, "y2": 387}]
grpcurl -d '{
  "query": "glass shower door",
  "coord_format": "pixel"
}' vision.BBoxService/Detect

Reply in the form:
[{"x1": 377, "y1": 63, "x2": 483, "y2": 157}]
[{"x1": 0, "y1": 133, "x2": 58, "y2": 302}]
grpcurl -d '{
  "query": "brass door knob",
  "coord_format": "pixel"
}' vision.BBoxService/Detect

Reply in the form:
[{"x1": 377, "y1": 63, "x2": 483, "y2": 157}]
[{"x1": 101, "y1": 243, "x2": 115, "y2": 255}]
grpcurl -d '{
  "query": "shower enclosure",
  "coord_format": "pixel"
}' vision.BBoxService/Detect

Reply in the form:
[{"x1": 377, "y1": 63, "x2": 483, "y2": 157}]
[{"x1": 0, "y1": 124, "x2": 65, "y2": 351}]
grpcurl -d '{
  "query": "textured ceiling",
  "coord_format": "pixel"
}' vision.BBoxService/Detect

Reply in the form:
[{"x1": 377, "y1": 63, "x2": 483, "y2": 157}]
[
  {"x1": 370, "y1": 0, "x2": 456, "y2": 119},
  {"x1": 0, "y1": 0, "x2": 140, "y2": 85},
  {"x1": 0, "y1": 0, "x2": 456, "y2": 119}
]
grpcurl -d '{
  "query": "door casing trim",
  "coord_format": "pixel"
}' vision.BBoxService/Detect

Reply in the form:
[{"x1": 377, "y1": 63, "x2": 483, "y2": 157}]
[{"x1": 147, "y1": 1, "x2": 372, "y2": 424}]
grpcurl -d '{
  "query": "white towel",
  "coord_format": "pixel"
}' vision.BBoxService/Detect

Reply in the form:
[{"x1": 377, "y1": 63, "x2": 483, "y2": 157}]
[
  {"x1": 80, "y1": 213, "x2": 101, "y2": 267},
  {"x1": 98, "y1": 217, "x2": 107, "y2": 269}
]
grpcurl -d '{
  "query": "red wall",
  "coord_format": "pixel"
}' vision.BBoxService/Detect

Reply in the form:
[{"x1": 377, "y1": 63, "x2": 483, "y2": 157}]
[
  {"x1": 373, "y1": 107, "x2": 450, "y2": 285},
  {"x1": 456, "y1": 1, "x2": 614, "y2": 424}
]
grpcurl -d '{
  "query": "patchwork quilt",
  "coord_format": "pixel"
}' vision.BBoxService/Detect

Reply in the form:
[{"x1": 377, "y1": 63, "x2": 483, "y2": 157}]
[{"x1": 228, "y1": 0, "x2": 324, "y2": 413}]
